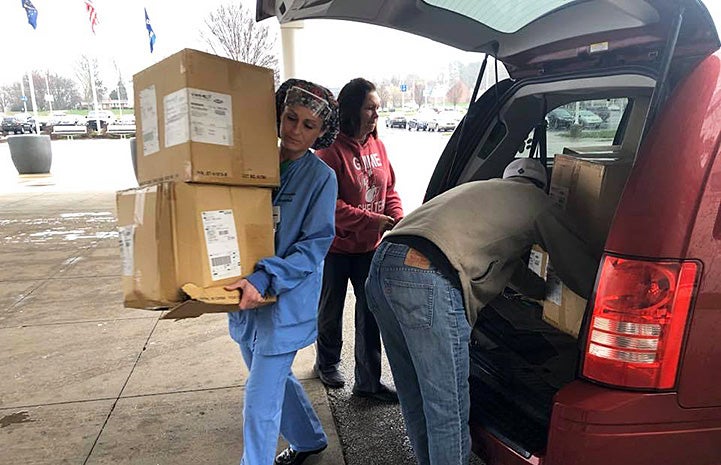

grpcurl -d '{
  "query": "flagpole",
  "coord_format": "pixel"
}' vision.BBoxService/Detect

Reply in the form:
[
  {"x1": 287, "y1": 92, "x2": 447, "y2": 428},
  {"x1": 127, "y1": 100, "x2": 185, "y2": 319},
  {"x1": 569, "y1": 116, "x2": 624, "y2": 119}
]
[
  {"x1": 84, "y1": 0, "x2": 102, "y2": 133},
  {"x1": 89, "y1": 60, "x2": 101, "y2": 132},
  {"x1": 26, "y1": 71, "x2": 40, "y2": 133},
  {"x1": 45, "y1": 70, "x2": 53, "y2": 113},
  {"x1": 19, "y1": 76, "x2": 28, "y2": 113},
  {"x1": 114, "y1": 61, "x2": 123, "y2": 118}
]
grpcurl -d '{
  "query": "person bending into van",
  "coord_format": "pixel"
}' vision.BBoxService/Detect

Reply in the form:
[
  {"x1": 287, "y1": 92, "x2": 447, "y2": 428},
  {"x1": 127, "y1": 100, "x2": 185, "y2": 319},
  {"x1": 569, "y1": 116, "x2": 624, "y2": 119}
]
[
  {"x1": 365, "y1": 158, "x2": 598, "y2": 465},
  {"x1": 314, "y1": 78, "x2": 404, "y2": 401},
  {"x1": 224, "y1": 79, "x2": 339, "y2": 465}
]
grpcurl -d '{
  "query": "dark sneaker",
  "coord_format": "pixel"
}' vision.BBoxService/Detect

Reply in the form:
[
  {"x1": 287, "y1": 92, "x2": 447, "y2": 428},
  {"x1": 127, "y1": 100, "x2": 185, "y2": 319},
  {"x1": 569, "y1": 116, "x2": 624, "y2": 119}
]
[
  {"x1": 274, "y1": 444, "x2": 327, "y2": 465},
  {"x1": 314, "y1": 364, "x2": 345, "y2": 388},
  {"x1": 352, "y1": 384, "x2": 399, "y2": 403}
]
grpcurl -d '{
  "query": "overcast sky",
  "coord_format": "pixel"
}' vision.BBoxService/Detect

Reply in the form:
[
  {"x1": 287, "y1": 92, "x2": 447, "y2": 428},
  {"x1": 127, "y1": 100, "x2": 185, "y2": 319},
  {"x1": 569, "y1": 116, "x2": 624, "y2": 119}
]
[{"x1": 3, "y1": 0, "x2": 721, "y2": 92}]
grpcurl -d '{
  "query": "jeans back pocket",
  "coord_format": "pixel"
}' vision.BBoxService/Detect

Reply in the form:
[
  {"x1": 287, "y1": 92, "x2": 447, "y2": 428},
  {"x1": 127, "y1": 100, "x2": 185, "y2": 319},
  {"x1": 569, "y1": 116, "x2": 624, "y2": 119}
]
[{"x1": 382, "y1": 278, "x2": 435, "y2": 329}]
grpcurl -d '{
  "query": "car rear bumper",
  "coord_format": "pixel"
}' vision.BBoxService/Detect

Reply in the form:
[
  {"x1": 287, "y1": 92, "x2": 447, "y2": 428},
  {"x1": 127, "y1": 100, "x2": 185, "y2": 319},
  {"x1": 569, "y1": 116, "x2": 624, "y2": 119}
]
[
  {"x1": 472, "y1": 380, "x2": 721, "y2": 465},
  {"x1": 545, "y1": 380, "x2": 721, "y2": 465}
]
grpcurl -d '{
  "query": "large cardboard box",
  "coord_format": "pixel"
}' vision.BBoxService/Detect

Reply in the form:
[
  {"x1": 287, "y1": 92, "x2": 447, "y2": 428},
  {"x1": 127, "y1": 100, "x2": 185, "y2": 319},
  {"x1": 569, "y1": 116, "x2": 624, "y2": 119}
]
[
  {"x1": 532, "y1": 155, "x2": 629, "y2": 337},
  {"x1": 528, "y1": 245, "x2": 587, "y2": 337},
  {"x1": 133, "y1": 48, "x2": 279, "y2": 187},
  {"x1": 549, "y1": 154, "x2": 631, "y2": 253},
  {"x1": 117, "y1": 185, "x2": 177, "y2": 308},
  {"x1": 117, "y1": 182, "x2": 275, "y2": 312}
]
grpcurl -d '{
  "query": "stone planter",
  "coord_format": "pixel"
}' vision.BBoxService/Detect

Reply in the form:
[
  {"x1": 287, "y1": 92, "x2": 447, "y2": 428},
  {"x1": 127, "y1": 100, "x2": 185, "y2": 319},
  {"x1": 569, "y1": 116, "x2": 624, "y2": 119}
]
[
  {"x1": 129, "y1": 136, "x2": 138, "y2": 182},
  {"x1": 8, "y1": 134, "x2": 52, "y2": 175}
]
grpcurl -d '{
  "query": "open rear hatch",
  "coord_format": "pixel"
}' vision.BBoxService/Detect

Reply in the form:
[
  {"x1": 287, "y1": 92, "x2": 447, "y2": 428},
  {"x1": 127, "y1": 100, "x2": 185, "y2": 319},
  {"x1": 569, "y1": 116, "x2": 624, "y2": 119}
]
[{"x1": 257, "y1": 0, "x2": 718, "y2": 80}]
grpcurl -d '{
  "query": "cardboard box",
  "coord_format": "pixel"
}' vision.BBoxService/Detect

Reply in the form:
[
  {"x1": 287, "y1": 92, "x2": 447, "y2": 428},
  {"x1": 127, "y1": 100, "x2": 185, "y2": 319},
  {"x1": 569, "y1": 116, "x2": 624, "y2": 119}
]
[
  {"x1": 117, "y1": 182, "x2": 275, "y2": 311},
  {"x1": 133, "y1": 48, "x2": 279, "y2": 187},
  {"x1": 528, "y1": 245, "x2": 587, "y2": 337},
  {"x1": 550, "y1": 154, "x2": 631, "y2": 252},
  {"x1": 117, "y1": 185, "x2": 177, "y2": 308}
]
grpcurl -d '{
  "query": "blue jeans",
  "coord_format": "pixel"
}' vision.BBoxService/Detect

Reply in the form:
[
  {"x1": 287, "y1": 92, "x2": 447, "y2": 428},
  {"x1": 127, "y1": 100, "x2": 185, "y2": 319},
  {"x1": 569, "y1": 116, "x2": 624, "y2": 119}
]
[
  {"x1": 366, "y1": 241, "x2": 472, "y2": 465},
  {"x1": 237, "y1": 341, "x2": 327, "y2": 465}
]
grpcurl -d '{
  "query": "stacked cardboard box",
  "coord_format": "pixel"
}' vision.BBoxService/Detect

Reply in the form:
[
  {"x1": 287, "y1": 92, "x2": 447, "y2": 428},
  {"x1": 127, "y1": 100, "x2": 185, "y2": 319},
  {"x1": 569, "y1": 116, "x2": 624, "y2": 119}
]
[
  {"x1": 134, "y1": 48, "x2": 279, "y2": 187},
  {"x1": 549, "y1": 154, "x2": 631, "y2": 253},
  {"x1": 117, "y1": 49, "x2": 279, "y2": 319},
  {"x1": 531, "y1": 154, "x2": 631, "y2": 337}
]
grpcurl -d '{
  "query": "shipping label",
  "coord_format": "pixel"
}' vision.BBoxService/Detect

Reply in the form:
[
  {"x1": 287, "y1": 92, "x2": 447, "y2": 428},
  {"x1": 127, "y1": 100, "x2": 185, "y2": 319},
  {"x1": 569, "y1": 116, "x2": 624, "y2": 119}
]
[
  {"x1": 118, "y1": 225, "x2": 135, "y2": 276},
  {"x1": 549, "y1": 186, "x2": 569, "y2": 210},
  {"x1": 187, "y1": 88, "x2": 233, "y2": 146},
  {"x1": 528, "y1": 249, "x2": 545, "y2": 278},
  {"x1": 139, "y1": 86, "x2": 160, "y2": 156},
  {"x1": 164, "y1": 88, "x2": 190, "y2": 148},
  {"x1": 545, "y1": 261, "x2": 563, "y2": 306},
  {"x1": 201, "y1": 210, "x2": 241, "y2": 281}
]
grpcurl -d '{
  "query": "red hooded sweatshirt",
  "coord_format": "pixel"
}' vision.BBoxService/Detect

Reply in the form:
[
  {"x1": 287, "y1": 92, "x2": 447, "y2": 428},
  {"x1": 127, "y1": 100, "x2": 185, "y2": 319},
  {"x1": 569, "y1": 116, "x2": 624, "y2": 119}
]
[{"x1": 316, "y1": 132, "x2": 404, "y2": 254}]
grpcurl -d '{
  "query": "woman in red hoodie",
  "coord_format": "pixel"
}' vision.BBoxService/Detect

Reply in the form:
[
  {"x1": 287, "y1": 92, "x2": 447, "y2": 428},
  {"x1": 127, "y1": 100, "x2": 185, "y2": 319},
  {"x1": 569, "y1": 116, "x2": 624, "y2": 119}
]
[{"x1": 314, "y1": 78, "x2": 404, "y2": 402}]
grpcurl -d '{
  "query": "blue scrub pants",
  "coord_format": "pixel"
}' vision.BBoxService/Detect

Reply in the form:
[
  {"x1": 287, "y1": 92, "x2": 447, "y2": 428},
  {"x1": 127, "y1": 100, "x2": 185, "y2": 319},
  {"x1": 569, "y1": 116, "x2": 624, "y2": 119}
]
[{"x1": 238, "y1": 341, "x2": 328, "y2": 465}]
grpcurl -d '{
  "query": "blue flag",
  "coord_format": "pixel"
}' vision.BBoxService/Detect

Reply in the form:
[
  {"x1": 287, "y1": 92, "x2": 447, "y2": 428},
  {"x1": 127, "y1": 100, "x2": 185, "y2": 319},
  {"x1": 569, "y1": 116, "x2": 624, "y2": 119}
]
[
  {"x1": 145, "y1": 8, "x2": 156, "y2": 53},
  {"x1": 22, "y1": 0, "x2": 38, "y2": 29}
]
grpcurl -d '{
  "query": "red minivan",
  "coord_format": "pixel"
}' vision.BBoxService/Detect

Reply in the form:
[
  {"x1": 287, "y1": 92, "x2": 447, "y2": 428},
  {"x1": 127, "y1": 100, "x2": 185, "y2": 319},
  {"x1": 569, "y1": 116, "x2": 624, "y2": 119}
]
[{"x1": 260, "y1": 1, "x2": 721, "y2": 463}]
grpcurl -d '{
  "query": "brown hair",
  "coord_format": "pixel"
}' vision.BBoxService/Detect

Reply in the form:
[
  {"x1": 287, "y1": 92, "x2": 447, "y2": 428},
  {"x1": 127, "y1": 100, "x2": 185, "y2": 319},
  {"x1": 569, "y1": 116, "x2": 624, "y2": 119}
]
[{"x1": 338, "y1": 77, "x2": 377, "y2": 139}]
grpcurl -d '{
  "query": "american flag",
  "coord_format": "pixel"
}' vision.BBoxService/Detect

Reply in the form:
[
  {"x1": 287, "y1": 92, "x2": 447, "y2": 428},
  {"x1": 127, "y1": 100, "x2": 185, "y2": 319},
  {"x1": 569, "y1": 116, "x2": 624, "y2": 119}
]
[{"x1": 84, "y1": 0, "x2": 99, "y2": 34}]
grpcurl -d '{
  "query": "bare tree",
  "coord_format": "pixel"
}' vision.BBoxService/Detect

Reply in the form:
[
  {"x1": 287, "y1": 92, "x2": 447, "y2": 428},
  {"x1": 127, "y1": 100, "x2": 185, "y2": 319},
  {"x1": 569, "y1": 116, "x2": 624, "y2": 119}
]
[
  {"x1": 378, "y1": 84, "x2": 392, "y2": 110},
  {"x1": 446, "y1": 80, "x2": 469, "y2": 108},
  {"x1": 75, "y1": 56, "x2": 106, "y2": 108},
  {"x1": 0, "y1": 86, "x2": 14, "y2": 113},
  {"x1": 413, "y1": 81, "x2": 426, "y2": 109},
  {"x1": 49, "y1": 74, "x2": 83, "y2": 110},
  {"x1": 201, "y1": 2, "x2": 279, "y2": 83}
]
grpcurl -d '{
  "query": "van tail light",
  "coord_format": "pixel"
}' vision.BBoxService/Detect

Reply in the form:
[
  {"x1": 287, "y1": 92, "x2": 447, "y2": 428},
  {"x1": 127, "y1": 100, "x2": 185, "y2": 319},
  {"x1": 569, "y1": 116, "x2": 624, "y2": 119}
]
[{"x1": 582, "y1": 255, "x2": 700, "y2": 390}]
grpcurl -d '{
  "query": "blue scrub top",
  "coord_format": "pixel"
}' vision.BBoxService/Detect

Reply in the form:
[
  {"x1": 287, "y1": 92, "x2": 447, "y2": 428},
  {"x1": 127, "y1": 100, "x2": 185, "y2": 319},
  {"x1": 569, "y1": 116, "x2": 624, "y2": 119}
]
[{"x1": 228, "y1": 151, "x2": 337, "y2": 355}]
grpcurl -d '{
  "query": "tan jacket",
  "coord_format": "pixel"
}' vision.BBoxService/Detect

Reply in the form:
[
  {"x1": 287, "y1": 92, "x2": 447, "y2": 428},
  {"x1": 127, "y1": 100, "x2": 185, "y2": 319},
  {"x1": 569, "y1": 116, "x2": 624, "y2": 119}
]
[{"x1": 386, "y1": 178, "x2": 598, "y2": 326}]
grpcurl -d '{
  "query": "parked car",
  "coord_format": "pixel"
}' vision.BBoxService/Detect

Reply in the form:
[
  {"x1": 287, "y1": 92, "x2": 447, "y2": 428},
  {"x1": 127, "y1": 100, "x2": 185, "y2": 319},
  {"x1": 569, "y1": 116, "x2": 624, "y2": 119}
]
[
  {"x1": 584, "y1": 104, "x2": 611, "y2": 121},
  {"x1": 409, "y1": 110, "x2": 439, "y2": 131},
  {"x1": 106, "y1": 114, "x2": 137, "y2": 136},
  {"x1": 385, "y1": 114, "x2": 407, "y2": 128},
  {"x1": 437, "y1": 110, "x2": 464, "y2": 132},
  {"x1": 263, "y1": 1, "x2": 721, "y2": 465},
  {"x1": 45, "y1": 111, "x2": 69, "y2": 128},
  {"x1": 576, "y1": 109, "x2": 604, "y2": 129},
  {"x1": 2, "y1": 116, "x2": 26, "y2": 135},
  {"x1": 85, "y1": 110, "x2": 116, "y2": 131},
  {"x1": 20, "y1": 115, "x2": 46, "y2": 133},
  {"x1": 545, "y1": 107, "x2": 574, "y2": 129},
  {"x1": 113, "y1": 114, "x2": 136, "y2": 126},
  {"x1": 57, "y1": 113, "x2": 85, "y2": 126},
  {"x1": 407, "y1": 114, "x2": 428, "y2": 131}
]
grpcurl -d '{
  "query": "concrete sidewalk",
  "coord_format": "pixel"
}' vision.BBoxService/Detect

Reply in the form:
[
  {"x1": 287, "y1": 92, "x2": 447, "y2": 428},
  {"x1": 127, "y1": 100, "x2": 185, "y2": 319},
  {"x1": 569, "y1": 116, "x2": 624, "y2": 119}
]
[{"x1": 0, "y1": 190, "x2": 344, "y2": 465}]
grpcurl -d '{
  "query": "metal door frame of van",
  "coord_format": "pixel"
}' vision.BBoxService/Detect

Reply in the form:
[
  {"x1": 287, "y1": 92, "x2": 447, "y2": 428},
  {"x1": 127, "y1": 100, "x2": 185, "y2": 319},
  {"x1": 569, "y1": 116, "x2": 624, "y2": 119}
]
[{"x1": 424, "y1": 66, "x2": 658, "y2": 199}]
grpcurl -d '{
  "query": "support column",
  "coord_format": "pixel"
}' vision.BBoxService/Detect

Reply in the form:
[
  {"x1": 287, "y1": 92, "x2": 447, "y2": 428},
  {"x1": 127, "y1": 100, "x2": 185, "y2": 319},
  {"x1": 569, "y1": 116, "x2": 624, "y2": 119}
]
[{"x1": 280, "y1": 21, "x2": 305, "y2": 81}]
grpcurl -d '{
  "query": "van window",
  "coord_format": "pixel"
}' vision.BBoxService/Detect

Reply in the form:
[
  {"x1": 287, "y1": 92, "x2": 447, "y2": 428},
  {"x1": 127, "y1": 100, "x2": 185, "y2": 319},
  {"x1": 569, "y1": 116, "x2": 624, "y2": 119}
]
[
  {"x1": 517, "y1": 98, "x2": 630, "y2": 160},
  {"x1": 423, "y1": 0, "x2": 577, "y2": 33}
]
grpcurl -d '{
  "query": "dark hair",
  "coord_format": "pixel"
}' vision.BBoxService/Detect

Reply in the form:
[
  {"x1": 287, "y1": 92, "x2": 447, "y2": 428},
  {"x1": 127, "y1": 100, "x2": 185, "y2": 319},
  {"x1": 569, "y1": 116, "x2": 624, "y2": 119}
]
[{"x1": 338, "y1": 77, "x2": 377, "y2": 139}]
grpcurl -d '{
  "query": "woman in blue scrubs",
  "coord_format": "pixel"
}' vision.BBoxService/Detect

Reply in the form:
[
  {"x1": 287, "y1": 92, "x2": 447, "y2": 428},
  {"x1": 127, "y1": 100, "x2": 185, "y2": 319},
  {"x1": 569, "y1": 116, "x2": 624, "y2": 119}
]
[{"x1": 224, "y1": 79, "x2": 339, "y2": 465}]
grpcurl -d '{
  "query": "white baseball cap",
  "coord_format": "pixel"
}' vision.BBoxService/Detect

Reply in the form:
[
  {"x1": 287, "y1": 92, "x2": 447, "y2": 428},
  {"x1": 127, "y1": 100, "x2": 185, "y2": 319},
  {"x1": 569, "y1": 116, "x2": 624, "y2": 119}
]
[{"x1": 502, "y1": 158, "x2": 548, "y2": 189}]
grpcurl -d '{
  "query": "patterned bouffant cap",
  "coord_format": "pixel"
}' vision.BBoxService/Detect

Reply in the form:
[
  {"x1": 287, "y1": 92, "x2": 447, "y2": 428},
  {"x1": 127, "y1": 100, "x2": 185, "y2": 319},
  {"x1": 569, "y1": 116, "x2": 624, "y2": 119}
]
[{"x1": 276, "y1": 78, "x2": 339, "y2": 150}]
